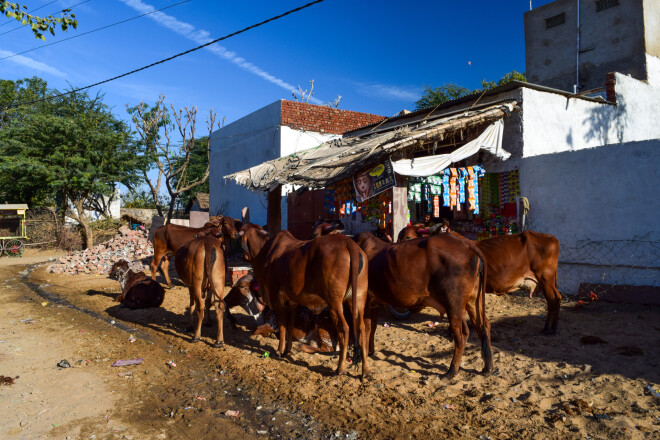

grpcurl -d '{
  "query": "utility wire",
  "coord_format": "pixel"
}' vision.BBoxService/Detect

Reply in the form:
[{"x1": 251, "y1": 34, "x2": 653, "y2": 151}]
[
  {"x1": 0, "y1": 0, "x2": 59, "y2": 28},
  {"x1": 0, "y1": 0, "x2": 92, "y2": 36},
  {"x1": 1, "y1": 0, "x2": 192, "y2": 61},
  {"x1": 6, "y1": 0, "x2": 325, "y2": 110}
]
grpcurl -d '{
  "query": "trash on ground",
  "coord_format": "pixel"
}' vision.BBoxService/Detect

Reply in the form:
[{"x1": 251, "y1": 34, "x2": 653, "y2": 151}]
[
  {"x1": 118, "y1": 371, "x2": 133, "y2": 377},
  {"x1": 646, "y1": 384, "x2": 660, "y2": 398},
  {"x1": 167, "y1": 360, "x2": 176, "y2": 368},
  {"x1": 57, "y1": 359, "x2": 71, "y2": 369},
  {"x1": 41, "y1": 301, "x2": 48, "y2": 306},
  {"x1": 20, "y1": 318, "x2": 34, "y2": 323},
  {"x1": 224, "y1": 410, "x2": 240, "y2": 417},
  {"x1": 262, "y1": 351, "x2": 270, "y2": 358},
  {"x1": 111, "y1": 358, "x2": 144, "y2": 367}
]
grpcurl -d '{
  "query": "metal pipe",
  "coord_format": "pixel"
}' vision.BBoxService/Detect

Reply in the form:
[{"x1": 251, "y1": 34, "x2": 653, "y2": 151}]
[{"x1": 576, "y1": 0, "x2": 580, "y2": 91}]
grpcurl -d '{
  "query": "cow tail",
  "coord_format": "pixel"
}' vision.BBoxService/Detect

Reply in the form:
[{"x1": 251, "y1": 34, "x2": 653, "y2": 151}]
[
  {"x1": 204, "y1": 240, "x2": 217, "y2": 298},
  {"x1": 347, "y1": 242, "x2": 362, "y2": 360}
]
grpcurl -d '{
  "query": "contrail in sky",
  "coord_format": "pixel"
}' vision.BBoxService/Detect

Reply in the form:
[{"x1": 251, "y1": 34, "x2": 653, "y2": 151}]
[
  {"x1": 119, "y1": 0, "x2": 323, "y2": 105},
  {"x1": 0, "y1": 49, "x2": 67, "y2": 78}
]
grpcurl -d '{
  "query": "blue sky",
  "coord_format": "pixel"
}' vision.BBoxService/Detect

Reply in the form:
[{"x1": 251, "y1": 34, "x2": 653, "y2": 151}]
[{"x1": 1, "y1": 0, "x2": 557, "y2": 126}]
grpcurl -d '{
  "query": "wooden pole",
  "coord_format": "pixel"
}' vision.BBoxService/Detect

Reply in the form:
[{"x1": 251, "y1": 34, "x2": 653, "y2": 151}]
[
  {"x1": 267, "y1": 185, "x2": 282, "y2": 233},
  {"x1": 392, "y1": 176, "x2": 408, "y2": 242}
]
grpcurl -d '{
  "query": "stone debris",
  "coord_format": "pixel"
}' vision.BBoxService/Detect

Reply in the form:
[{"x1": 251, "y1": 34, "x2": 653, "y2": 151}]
[{"x1": 47, "y1": 226, "x2": 152, "y2": 275}]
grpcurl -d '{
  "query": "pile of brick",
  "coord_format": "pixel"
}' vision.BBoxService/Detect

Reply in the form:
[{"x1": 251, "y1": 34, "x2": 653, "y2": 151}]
[{"x1": 47, "y1": 226, "x2": 152, "y2": 275}]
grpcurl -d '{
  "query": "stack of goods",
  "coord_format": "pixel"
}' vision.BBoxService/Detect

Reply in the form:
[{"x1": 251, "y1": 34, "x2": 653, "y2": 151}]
[{"x1": 498, "y1": 170, "x2": 520, "y2": 217}]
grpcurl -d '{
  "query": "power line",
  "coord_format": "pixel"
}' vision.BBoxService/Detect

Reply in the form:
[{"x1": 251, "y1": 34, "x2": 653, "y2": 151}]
[
  {"x1": 6, "y1": 0, "x2": 325, "y2": 110},
  {"x1": 1, "y1": 0, "x2": 193, "y2": 61},
  {"x1": 0, "y1": 0, "x2": 92, "y2": 37}
]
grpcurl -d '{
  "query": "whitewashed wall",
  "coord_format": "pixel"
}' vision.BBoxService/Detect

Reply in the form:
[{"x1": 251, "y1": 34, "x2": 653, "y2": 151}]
[
  {"x1": 519, "y1": 70, "x2": 660, "y2": 293},
  {"x1": 209, "y1": 101, "x2": 337, "y2": 228},
  {"x1": 209, "y1": 102, "x2": 281, "y2": 226}
]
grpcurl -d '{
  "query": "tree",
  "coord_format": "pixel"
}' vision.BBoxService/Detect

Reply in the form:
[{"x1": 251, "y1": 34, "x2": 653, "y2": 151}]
[
  {"x1": 292, "y1": 79, "x2": 342, "y2": 108},
  {"x1": 171, "y1": 136, "x2": 210, "y2": 213},
  {"x1": 414, "y1": 71, "x2": 527, "y2": 110},
  {"x1": 0, "y1": 78, "x2": 141, "y2": 248},
  {"x1": 0, "y1": 1, "x2": 77, "y2": 40},
  {"x1": 128, "y1": 95, "x2": 220, "y2": 222}
]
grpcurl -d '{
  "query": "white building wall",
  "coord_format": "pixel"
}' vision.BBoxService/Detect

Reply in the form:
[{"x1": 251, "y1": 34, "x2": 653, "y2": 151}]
[
  {"x1": 209, "y1": 102, "x2": 339, "y2": 228},
  {"x1": 209, "y1": 102, "x2": 281, "y2": 226},
  {"x1": 519, "y1": 73, "x2": 660, "y2": 294}
]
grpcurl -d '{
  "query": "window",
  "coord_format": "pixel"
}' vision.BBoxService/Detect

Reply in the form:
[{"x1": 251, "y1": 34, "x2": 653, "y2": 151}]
[
  {"x1": 545, "y1": 12, "x2": 565, "y2": 29},
  {"x1": 596, "y1": 0, "x2": 619, "y2": 12}
]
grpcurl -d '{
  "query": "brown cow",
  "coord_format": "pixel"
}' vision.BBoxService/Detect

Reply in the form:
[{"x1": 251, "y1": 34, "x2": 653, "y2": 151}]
[
  {"x1": 252, "y1": 306, "x2": 339, "y2": 354},
  {"x1": 174, "y1": 235, "x2": 226, "y2": 346},
  {"x1": 150, "y1": 218, "x2": 237, "y2": 287},
  {"x1": 310, "y1": 219, "x2": 345, "y2": 238},
  {"x1": 354, "y1": 232, "x2": 492, "y2": 378},
  {"x1": 224, "y1": 274, "x2": 265, "y2": 328},
  {"x1": 399, "y1": 228, "x2": 562, "y2": 334},
  {"x1": 109, "y1": 260, "x2": 165, "y2": 309},
  {"x1": 239, "y1": 224, "x2": 371, "y2": 378}
]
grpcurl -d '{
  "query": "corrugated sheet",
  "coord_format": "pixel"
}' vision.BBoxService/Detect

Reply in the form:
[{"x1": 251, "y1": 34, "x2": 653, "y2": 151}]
[{"x1": 225, "y1": 102, "x2": 517, "y2": 191}]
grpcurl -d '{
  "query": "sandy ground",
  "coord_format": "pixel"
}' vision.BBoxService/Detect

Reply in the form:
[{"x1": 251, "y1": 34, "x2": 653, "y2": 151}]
[{"x1": 1, "y1": 249, "x2": 659, "y2": 439}]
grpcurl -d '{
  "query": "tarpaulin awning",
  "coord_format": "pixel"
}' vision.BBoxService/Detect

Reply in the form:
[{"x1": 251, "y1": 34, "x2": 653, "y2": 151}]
[
  {"x1": 391, "y1": 119, "x2": 509, "y2": 177},
  {"x1": 225, "y1": 101, "x2": 517, "y2": 191}
]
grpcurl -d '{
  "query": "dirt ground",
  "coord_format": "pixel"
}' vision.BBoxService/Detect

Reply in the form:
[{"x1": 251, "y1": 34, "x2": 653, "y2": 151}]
[{"x1": 1, "y1": 249, "x2": 659, "y2": 439}]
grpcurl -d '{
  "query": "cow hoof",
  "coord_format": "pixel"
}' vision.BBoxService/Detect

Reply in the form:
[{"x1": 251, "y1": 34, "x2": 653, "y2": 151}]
[
  {"x1": 214, "y1": 341, "x2": 224, "y2": 348},
  {"x1": 443, "y1": 368, "x2": 458, "y2": 380},
  {"x1": 191, "y1": 337, "x2": 201, "y2": 343},
  {"x1": 481, "y1": 367, "x2": 492, "y2": 377}
]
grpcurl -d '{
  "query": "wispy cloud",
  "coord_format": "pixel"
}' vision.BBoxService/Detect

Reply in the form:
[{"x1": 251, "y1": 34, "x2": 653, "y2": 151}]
[
  {"x1": 0, "y1": 49, "x2": 67, "y2": 78},
  {"x1": 118, "y1": 0, "x2": 322, "y2": 104},
  {"x1": 355, "y1": 83, "x2": 421, "y2": 102}
]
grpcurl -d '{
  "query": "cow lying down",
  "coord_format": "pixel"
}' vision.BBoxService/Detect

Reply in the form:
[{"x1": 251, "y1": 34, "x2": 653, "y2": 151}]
[
  {"x1": 223, "y1": 274, "x2": 265, "y2": 328},
  {"x1": 252, "y1": 306, "x2": 340, "y2": 354},
  {"x1": 109, "y1": 260, "x2": 165, "y2": 309}
]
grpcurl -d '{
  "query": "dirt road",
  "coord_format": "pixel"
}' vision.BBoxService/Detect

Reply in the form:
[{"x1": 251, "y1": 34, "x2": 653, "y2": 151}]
[{"x1": 1, "y1": 249, "x2": 659, "y2": 439}]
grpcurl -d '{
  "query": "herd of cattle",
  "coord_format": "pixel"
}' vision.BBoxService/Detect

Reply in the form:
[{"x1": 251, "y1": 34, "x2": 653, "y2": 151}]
[{"x1": 108, "y1": 216, "x2": 561, "y2": 381}]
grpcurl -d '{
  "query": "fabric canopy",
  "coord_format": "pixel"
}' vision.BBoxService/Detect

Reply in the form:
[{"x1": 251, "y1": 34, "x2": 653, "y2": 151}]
[{"x1": 391, "y1": 119, "x2": 509, "y2": 177}]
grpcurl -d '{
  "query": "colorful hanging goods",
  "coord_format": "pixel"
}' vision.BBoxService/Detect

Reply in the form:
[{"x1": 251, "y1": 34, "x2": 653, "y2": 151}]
[
  {"x1": 449, "y1": 168, "x2": 458, "y2": 209},
  {"x1": 442, "y1": 171, "x2": 450, "y2": 207},
  {"x1": 458, "y1": 168, "x2": 467, "y2": 204},
  {"x1": 467, "y1": 167, "x2": 477, "y2": 212},
  {"x1": 433, "y1": 195, "x2": 440, "y2": 217}
]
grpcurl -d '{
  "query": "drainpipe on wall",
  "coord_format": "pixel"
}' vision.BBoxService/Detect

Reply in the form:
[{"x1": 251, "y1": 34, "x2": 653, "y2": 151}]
[{"x1": 575, "y1": 0, "x2": 580, "y2": 93}]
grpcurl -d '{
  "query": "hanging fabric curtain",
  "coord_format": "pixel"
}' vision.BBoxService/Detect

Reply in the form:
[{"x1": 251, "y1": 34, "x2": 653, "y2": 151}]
[{"x1": 391, "y1": 119, "x2": 510, "y2": 177}]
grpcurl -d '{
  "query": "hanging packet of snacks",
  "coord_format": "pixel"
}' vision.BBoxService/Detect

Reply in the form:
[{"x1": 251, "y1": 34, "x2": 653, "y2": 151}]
[
  {"x1": 433, "y1": 195, "x2": 440, "y2": 217},
  {"x1": 442, "y1": 170, "x2": 450, "y2": 207},
  {"x1": 449, "y1": 168, "x2": 458, "y2": 208},
  {"x1": 458, "y1": 168, "x2": 468, "y2": 204}
]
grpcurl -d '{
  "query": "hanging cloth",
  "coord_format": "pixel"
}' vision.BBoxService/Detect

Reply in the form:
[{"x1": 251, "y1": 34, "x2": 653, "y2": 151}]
[{"x1": 392, "y1": 119, "x2": 510, "y2": 177}]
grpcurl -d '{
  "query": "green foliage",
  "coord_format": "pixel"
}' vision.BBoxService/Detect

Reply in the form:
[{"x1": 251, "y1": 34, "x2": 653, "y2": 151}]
[
  {"x1": 414, "y1": 83, "x2": 472, "y2": 110},
  {"x1": 122, "y1": 187, "x2": 168, "y2": 209},
  {"x1": 0, "y1": 76, "x2": 141, "y2": 215},
  {"x1": 414, "y1": 71, "x2": 527, "y2": 110},
  {"x1": 0, "y1": 1, "x2": 77, "y2": 40},
  {"x1": 171, "y1": 136, "x2": 210, "y2": 211}
]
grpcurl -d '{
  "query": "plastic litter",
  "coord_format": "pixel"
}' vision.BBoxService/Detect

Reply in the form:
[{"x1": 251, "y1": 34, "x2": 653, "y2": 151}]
[
  {"x1": 111, "y1": 358, "x2": 144, "y2": 367},
  {"x1": 118, "y1": 371, "x2": 133, "y2": 377},
  {"x1": 224, "y1": 410, "x2": 240, "y2": 417},
  {"x1": 262, "y1": 351, "x2": 270, "y2": 358},
  {"x1": 167, "y1": 360, "x2": 176, "y2": 368},
  {"x1": 57, "y1": 359, "x2": 71, "y2": 369},
  {"x1": 20, "y1": 318, "x2": 34, "y2": 323},
  {"x1": 383, "y1": 323, "x2": 390, "y2": 328},
  {"x1": 646, "y1": 384, "x2": 660, "y2": 398},
  {"x1": 41, "y1": 301, "x2": 48, "y2": 306}
]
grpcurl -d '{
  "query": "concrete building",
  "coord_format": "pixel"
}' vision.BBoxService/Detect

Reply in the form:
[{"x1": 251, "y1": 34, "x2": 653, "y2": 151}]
[
  {"x1": 525, "y1": 0, "x2": 660, "y2": 92},
  {"x1": 209, "y1": 100, "x2": 384, "y2": 228}
]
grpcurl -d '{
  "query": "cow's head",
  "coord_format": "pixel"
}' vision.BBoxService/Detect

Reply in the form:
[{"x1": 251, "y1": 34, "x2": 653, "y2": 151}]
[
  {"x1": 310, "y1": 220, "x2": 345, "y2": 239},
  {"x1": 198, "y1": 226, "x2": 223, "y2": 240},
  {"x1": 225, "y1": 274, "x2": 266, "y2": 320},
  {"x1": 109, "y1": 259, "x2": 130, "y2": 280},
  {"x1": 237, "y1": 224, "x2": 269, "y2": 261}
]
